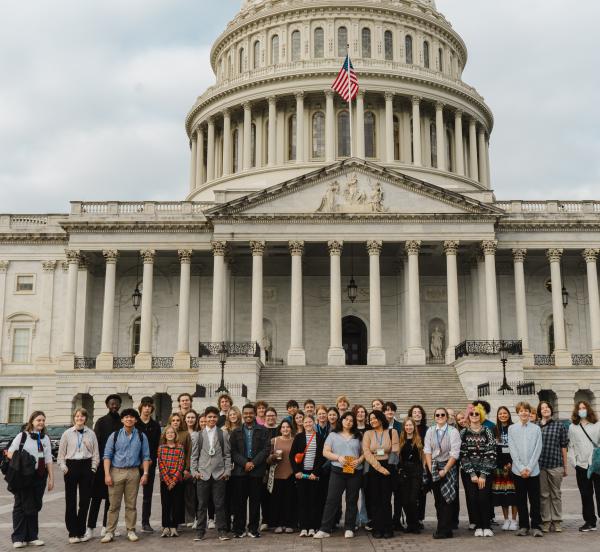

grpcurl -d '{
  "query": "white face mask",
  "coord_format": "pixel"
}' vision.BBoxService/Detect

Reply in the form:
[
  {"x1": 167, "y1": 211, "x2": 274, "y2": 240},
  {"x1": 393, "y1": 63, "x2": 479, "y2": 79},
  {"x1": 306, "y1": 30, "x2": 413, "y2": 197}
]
[{"x1": 579, "y1": 409, "x2": 588, "y2": 419}]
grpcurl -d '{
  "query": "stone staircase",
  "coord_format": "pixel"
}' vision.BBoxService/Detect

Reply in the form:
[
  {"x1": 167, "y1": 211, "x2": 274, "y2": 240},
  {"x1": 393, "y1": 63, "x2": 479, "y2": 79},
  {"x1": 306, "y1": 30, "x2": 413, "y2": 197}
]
[{"x1": 257, "y1": 364, "x2": 470, "y2": 419}]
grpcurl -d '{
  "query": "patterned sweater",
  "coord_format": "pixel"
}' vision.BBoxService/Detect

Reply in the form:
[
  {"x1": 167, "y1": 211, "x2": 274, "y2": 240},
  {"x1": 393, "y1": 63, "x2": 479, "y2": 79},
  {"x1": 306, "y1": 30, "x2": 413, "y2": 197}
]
[{"x1": 459, "y1": 427, "x2": 497, "y2": 477}]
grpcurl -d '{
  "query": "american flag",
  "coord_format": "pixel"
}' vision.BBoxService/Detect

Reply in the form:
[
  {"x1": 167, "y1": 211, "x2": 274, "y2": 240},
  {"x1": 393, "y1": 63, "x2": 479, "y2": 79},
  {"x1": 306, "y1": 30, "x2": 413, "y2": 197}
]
[{"x1": 332, "y1": 55, "x2": 359, "y2": 102}]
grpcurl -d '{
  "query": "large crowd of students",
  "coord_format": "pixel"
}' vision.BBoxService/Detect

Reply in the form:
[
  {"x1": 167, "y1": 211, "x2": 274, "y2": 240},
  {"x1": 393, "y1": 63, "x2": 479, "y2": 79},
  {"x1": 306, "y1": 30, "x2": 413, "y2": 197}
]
[{"x1": 4, "y1": 392, "x2": 600, "y2": 547}]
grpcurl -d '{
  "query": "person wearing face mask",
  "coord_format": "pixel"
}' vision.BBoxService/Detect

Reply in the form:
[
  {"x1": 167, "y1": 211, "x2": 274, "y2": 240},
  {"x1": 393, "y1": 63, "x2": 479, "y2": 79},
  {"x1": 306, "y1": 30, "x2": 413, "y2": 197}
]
[{"x1": 568, "y1": 400, "x2": 600, "y2": 532}]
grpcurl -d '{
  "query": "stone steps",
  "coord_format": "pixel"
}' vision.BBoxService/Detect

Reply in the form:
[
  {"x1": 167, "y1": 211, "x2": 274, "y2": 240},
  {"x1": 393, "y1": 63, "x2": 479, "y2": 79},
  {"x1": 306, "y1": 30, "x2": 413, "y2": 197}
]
[{"x1": 256, "y1": 364, "x2": 470, "y2": 418}]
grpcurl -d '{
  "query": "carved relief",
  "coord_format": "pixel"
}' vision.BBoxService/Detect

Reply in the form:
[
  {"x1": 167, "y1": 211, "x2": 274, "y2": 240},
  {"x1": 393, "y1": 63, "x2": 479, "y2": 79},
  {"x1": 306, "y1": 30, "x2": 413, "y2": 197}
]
[
  {"x1": 41, "y1": 260, "x2": 57, "y2": 272},
  {"x1": 405, "y1": 240, "x2": 421, "y2": 255},
  {"x1": 0, "y1": 260, "x2": 10, "y2": 272},
  {"x1": 316, "y1": 173, "x2": 387, "y2": 213},
  {"x1": 443, "y1": 240, "x2": 459, "y2": 255},
  {"x1": 366, "y1": 240, "x2": 383, "y2": 255}
]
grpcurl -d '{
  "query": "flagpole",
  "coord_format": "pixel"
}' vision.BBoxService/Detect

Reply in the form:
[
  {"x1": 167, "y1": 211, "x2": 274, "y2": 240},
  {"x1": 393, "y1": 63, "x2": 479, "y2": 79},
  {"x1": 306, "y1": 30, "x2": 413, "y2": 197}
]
[{"x1": 347, "y1": 44, "x2": 354, "y2": 158}]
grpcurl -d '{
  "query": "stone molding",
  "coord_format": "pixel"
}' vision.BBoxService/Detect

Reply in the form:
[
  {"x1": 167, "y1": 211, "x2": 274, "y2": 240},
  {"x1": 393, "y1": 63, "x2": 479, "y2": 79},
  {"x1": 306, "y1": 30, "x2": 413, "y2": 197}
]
[
  {"x1": 327, "y1": 240, "x2": 343, "y2": 255},
  {"x1": 546, "y1": 248, "x2": 563, "y2": 263},
  {"x1": 512, "y1": 248, "x2": 527, "y2": 263},
  {"x1": 102, "y1": 250, "x2": 118, "y2": 263},
  {"x1": 288, "y1": 240, "x2": 304, "y2": 256},
  {"x1": 443, "y1": 240, "x2": 459, "y2": 255},
  {"x1": 140, "y1": 249, "x2": 156, "y2": 264},
  {"x1": 249, "y1": 240, "x2": 266, "y2": 255},
  {"x1": 178, "y1": 249, "x2": 193, "y2": 263},
  {"x1": 366, "y1": 240, "x2": 383, "y2": 255},
  {"x1": 405, "y1": 240, "x2": 421, "y2": 255},
  {"x1": 582, "y1": 248, "x2": 599, "y2": 263}
]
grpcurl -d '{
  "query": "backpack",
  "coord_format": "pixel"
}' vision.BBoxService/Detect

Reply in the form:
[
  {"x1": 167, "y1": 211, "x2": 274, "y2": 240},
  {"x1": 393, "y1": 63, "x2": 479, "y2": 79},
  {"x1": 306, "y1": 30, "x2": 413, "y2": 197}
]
[
  {"x1": 4, "y1": 432, "x2": 36, "y2": 493},
  {"x1": 112, "y1": 428, "x2": 145, "y2": 466},
  {"x1": 581, "y1": 425, "x2": 600, "y2": 478}
]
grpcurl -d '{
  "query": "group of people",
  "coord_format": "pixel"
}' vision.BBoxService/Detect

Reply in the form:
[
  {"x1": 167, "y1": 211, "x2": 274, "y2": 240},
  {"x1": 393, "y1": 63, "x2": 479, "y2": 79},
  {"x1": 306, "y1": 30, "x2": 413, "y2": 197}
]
[{"x1": 4, "y1": 392, "x2": 600, "y2": 547}]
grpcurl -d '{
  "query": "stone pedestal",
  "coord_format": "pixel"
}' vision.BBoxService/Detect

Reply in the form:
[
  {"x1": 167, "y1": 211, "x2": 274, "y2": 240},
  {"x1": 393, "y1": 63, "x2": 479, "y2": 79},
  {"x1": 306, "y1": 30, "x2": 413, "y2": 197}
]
[
  {"x1": 174, "y1": 352, "x2": 191, "y2": 370},
  {"x1": 135, "y1": 352, "x2": 152, "y2": 370},
  {"x1": 96, "y1": 352, "x2": 114, "y2": 371}
]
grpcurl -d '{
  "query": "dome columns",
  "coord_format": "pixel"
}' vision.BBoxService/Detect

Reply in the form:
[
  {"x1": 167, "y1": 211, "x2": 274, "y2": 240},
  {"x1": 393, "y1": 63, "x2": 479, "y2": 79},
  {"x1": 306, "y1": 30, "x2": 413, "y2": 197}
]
[{"x1": 411, "y1": 96, "x2": 422, "y2": 167}]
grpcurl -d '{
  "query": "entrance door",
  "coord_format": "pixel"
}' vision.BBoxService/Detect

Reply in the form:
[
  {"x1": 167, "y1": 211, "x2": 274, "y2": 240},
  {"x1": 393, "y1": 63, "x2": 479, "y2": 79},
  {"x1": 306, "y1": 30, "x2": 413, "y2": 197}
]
[{"x1": 342, "y1": 316, "x2": 368, "y2": 365}]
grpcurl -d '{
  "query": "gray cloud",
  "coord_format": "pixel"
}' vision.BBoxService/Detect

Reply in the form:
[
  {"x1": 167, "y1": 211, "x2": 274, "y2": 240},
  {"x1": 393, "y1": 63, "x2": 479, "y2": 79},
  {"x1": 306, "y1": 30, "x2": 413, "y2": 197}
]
[{"x1": 0, "y1": 0, "x2": 598, "y2": 212}]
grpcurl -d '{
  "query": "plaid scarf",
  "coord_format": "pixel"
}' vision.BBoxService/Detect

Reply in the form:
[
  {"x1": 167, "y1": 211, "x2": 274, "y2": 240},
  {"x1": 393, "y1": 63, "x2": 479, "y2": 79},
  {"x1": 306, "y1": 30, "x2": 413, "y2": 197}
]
[{"x1": 431, "y1": 459, "x2": 457, "y2": 504}]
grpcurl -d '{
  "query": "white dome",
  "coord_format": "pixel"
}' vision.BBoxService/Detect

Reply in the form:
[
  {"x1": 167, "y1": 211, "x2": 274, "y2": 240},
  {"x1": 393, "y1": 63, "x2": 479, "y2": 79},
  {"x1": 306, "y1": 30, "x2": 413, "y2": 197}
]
[{"x1": 242, "y1": 0, "x2": 436, "y2": 10}]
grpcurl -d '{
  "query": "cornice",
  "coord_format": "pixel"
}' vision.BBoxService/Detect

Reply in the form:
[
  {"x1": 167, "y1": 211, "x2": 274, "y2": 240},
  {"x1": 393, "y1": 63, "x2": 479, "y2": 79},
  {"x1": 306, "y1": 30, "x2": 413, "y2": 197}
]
[
  {"x1": 0, "y1": 233, "x2": 68, "y2": 245},
  {"x1": 59, "y1": 221, "x2": 213, "y2": 234},
  {"x1": 496, "y1": 221, "x2": 600, "y2": 233}
]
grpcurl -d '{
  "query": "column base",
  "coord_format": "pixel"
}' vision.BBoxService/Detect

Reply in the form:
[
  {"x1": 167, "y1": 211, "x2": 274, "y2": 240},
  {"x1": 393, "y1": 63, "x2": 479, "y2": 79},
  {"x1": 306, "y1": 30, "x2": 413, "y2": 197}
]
[
  {"x1": 367, "y1": 347, "x2": 386, "y2": 366},
  {"x1": 327, "y1": 347, "x2": 346, "y2": 366},
  {"x1": 59, "y1": 353, "x2": 75, "y2": 370},
  {"x1": 135, "y1": 352, "x2": 152, "y2": 370},
  {"x1": 287, "y1": 348, "x2": 306, "y2": 366},
  {"x1": 404, "y1": 347, "x2": 426, "y2": 366},
  {"x1": 96, "y1": 353, "x2": 114, "y2": 371},
  {"x1": 592, "y1": 350, "x2": 600, "y2": 367},
  {"x1": 554, "y1": 350, "x2": 572, "y2": 367},
  {"x1": 445, "y1": 348, "x2": 456, "y2": 365},
  {"x1": 174, "y1": 352, "x2": 191, "y2": 370}
]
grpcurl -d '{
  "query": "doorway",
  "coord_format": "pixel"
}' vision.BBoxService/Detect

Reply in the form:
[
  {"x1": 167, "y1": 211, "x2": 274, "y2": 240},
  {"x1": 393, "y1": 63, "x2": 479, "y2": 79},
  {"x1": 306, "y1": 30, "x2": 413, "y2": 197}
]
[{"x1": 342, "y1": 316, "x2": 368, "y2": 365}]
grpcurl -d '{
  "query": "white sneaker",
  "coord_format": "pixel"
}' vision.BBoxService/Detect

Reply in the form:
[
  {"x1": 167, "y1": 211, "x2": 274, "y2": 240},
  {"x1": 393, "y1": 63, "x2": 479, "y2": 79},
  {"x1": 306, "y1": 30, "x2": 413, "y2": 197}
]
[
  {"x1": 299, "y1": 529, "x2": 308, "y2": 537},
  {"x1": 308, "y1": 529, "x2": 315, "y2": 536},
  {"x1": 100, "y1": 533, "x2": 113, "y2": 543},
  {"x1": 84, "y1": 528, "x2": 94, "y2": 540},
  {"x1": 127, "y1": 531, "x2": 139, "y2": 542},
  {"x1": 100, "y1": 527, "x2": 106, "y2": 537},
  {"x1": 192, "y1": 520, "x2": 198, "y2": 530},
  {"x1": 160, "y1": 528, "x2": 170, "y2": 537},
  {"x1": 28, "y1": 541, "x2": 45, "y2": 547},
  {"x1": 509, "y1": 520, "x2": 518, "y2": 531},
  {"x1": 274, "y1": 527, "x2": 283, "y2": 534},
  {"x1": 344, "y1": 530, "x2": 354, "y2": 538},
  {"x1": 260, "y1": 523, "x2": 268, "y2": 531},
  {"x1": 312, "y1": 531, "x2": 330, "y2": 539},
  {"x1": 170, "y1": 529, "x2": 179, "y2": 537},
  {"x1": 114, "y1": 529, "x2": 121, "y2": 537},
  {"x1": 474, "y1": 528, "x2": 484, "y2": 537},
  {"x1": 13, "y1": 544, "x2": 26, "y2": 550},
  {"x1": 69, "y1": 537, "x2": 81, "y2": 544},
  {"x1": 502, "y1": 519, "x2": 511, "y2": 531},
  {"x1": 284, "y1": 527, "x2": 294, "y2": 533},
  {"x1": 483, "y1": 529, "x2": 494, "y2": 537},
  {"x1": 207, "y1": 519, "x2": 215, "y2": 529}
]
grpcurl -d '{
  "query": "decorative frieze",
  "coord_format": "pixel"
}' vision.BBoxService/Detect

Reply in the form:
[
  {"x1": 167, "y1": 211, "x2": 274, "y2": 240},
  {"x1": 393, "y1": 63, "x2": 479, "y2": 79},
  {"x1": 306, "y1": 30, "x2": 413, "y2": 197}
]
[{"x1": 327, "y1": 240, "x2": 343, "y2": 256}]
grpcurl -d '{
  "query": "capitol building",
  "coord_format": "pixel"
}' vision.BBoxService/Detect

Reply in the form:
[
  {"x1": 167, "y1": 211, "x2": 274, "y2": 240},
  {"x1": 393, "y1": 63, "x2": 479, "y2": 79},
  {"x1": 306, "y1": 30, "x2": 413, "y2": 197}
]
[{"x1": 1, "y1": 0, "x2": 599, "y2": 424}]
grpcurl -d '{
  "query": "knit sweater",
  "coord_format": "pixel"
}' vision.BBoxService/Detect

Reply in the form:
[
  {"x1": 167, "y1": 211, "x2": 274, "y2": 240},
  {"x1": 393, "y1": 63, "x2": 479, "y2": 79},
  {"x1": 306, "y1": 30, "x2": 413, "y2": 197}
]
[{"x1": 459, "y1": 426, "x2": 497, "y2": 477}]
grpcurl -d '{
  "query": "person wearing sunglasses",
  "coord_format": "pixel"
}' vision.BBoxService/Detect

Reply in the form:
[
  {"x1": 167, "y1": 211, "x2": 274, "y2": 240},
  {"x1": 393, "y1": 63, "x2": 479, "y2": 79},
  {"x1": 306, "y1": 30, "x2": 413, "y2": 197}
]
[
  {"x1": 459, "y1": 404, "x2": 497, "y2": 537},
  {"x1": 424, "y1": 407, "x2": 461, "y2": 539}
]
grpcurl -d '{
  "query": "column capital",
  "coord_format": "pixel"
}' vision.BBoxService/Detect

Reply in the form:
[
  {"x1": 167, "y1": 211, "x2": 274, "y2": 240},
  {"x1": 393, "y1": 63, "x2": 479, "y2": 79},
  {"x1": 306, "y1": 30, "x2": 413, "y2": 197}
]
[
  {"x1": 357, "y1": 89, "x2": 366, "y2": 99},
  {"x1": 411, "y1": 96, "x2": 422, "y2": 106},
  {"x1": 512, "y1": 248, "x2": 527, "y2": 263},
  {"x1": 481, "y1": 240, "x2": 497, "y2": 255},
  {"x1": 207, "y1": 116, "x2": 215, "y2": 127},
  {"x1": 195, "y1": 124, "x2": 204, "y2": 135},
  {"x1": 435, "y1": 101, "x2": 445, "y2": 111},
  {"x1": 384, "y1": 92, "x2": 394, "y2": 102},
  {"x1": 41, "y1": 260, "x2": 57, "y2": 272},
  {"x1": 178, "y1": 249, "x2": 193, "y2": 264},
  {"x1": 140, "y1": 249, "x2": 155, "y2": 264},
  {"x1": 324, "y1": 89, "x2": 334, "y2": 98},
  {"x1": 211, "y1": 240, "x2": 227, "y2": 256},
  {"x1": 405, "y1": 240, "x2": 421, "y2": 255},
  {"x1": 249, "y1": 240, "x2": 266, "y2": 256},
  {"x1": 102, "y1": 250, "x2": 119, "y2": 263},
  {"x1": 295, "y1": 91, "x2": 305, "y2": 101},
  {"x1": 65, "y1": 249, "x2": 81, "y2": 264},
  {"x1": 222, "y1": 107, "x2": 231, "y2": 118},
  {"x1": 454, "y1": 108, "x2": 463, "y2": 118},
  {"x1": 366, "y1": 240, "x2": 383, "y2": 255},
  {"x1": 583, "y1": 248, "x2": 599, "y2": 263},
  {"x1": 78, "y1": 254, "x2": 88, "y2": 270},
  {"x1": 242, "y1": 101, "x2": 252, "y2": 111},
  {"x1": 469, "y1": 117, "x2": 478, "y2": 128},
  {"x1": 327, "y1": 240, "x2": 343, "y2": 256},
  {"x1": 0, "y1": 260, "x2": 8, "y2": 273},
  {"x1": 267, "y1": 95, "x2": 278, "y2": 105},
  {"x1": 288, "y1": 240, "x2": 304, "y2": 256},
  {"x1": 546, "y1": 248, "x2": 563, "y2": 263},
  {"x1": 443, "y1": 240, "x2": 459, "y2": 255}
]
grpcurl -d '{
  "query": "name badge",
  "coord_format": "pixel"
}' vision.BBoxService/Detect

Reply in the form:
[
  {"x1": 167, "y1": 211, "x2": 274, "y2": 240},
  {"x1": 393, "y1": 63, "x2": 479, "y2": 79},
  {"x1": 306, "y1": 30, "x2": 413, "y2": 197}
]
[
  {"x1": 37, "y1": 451, "x2": 45, "y2": 459},
  {"x1": 74, "y1": 451, "x2": 84, "y2": 460},
  {"x1": 376, "y1": 448, "x2": 385, "y2": 457},
  {"x1": 208, "y1": 446, "x2": 216, "y2": 457},
  {"x1": 502, "y1": 446, "x2": 510, "y2": 454}
]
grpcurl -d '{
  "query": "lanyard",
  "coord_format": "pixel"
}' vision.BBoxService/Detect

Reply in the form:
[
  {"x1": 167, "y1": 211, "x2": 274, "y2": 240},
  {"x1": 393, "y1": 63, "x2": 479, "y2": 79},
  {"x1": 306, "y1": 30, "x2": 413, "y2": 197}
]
[
  {"x1": 374, "y1": 430, "x2": 385, "y2": 448},
  {"x1": 436, "y1": 426, "x2": 448, "y2": 451},
  {"x1": 76, "y1": 431, "x2": 84, "y2": 451}
]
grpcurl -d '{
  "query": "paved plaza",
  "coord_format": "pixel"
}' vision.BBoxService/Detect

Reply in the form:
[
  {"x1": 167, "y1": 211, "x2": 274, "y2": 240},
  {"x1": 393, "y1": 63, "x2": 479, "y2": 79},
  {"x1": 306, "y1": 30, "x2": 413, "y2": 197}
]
[{"x1": 0, "y1": 473, "x2": 597, "y2": 552}]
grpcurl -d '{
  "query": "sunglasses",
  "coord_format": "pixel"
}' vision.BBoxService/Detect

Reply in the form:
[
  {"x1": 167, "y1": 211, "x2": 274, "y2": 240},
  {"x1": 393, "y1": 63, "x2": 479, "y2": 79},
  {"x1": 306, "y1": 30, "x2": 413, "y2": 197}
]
[
  {"x1": 469, "y1": 412, "x2": 480, "y2": 417},
  {"x1": 434, "y1": 413, "x2": 447, "y2": 418}
]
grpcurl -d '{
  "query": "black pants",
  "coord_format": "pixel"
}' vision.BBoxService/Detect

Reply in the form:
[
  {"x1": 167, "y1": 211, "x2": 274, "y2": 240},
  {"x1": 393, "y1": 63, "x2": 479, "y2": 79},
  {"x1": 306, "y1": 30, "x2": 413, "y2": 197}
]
[
  {"x1": 87, "y1": 497, "x2": 109, "y2": 529},
  {"x1": 463, "y1": 473, "x2": 492, "y2": 529},
  {"x1": 183, "y1": 477, "x2": 197, "y2": 523},
  {"x1": 160, "y1": 481, "x2": 184, "y2": 529},
  {"x1": 460, "y1": 469, "x2": 476, "y2": 524},
  {"x1": 316, "y1": 468, "x2": 330, "y2": 527},
  {"x1": 514, "y1": 474, "x2": 541, "y2": 530},
  {"x1": 296, "y1": 475, "x2": 320, "y2": 530},
  {"x1": 399, "y1": 464, "x2": 422, "y2": 531},
  {"x1": 141, "y1": 463, "x2": 156, "y2": 526},
  {"x1": 232, "y1": 475, "x2": 262, "y2": 534},
  {"x1": 432, "y1": 479, "x2": 456, "y2": 536},
  {"x1": 196, "y1": 477, "x2": 227, "y2": 534},
  {"x1": 320, "y1": 468, "x2": 361, "y2": 533},
  {"x1": 418, "y1": 487, "x2": 427, "y2": 521},
  {"x1": 64, "y1": 459, "x2": 94, "y2": 538},
  {"x1": 366, "y1": 463, "x2": 393, "y2": 534},
  {"x1": 576, "y1": 466, "x2": 600, "y2": 525},
  {"x1": 12, "y1": 475, "x2": 46, "y2": 543},
  {"x1": 270, "y1": 476, "x2": 297, "y2": 529},
  {"x1": 260, "y1": 481, "x2": 271, "y2": 526}
]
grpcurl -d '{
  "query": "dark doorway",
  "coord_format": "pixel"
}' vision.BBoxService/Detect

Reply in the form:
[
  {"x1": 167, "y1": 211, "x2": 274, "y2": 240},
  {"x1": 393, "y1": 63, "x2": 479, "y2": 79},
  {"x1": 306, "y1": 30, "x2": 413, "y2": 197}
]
[{"x1": 342, "y1": 316, "x2": 368, "y2": 365}]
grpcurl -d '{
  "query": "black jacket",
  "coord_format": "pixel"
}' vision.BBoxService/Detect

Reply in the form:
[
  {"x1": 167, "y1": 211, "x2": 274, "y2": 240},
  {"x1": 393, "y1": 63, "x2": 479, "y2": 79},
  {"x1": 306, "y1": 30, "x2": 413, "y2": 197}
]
[
  {"x1": 92, "y1": 411, "x2": 122, "y2": 498},
  {"x1": 136, "y1": 417, "x2": 161, "y2": 462},
  {"x1": 289, "y1": 432, "x2": 325, "y2": 476},
  {"x1": 229, "y1": 424, "x2": 270, "y2": 478}
]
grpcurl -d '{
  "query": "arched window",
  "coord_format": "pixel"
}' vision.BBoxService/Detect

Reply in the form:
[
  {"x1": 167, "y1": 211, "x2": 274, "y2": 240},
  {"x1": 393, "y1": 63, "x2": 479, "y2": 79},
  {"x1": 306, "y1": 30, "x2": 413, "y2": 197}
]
[
  {"x1": 384, "y1": 30, "x2": 394, "y2": 61},
  {"x1": 288, "y1": 115, "x2": 297, "y2": 160},
  {"x1": 232, "y1": 128, "x2": 239, "y2": 173},
  {"x1": 291, "y1": 30, "x2": 301, "y2": 61},
  {"x1": 253, "y1": 40, "x2": 260, "y2": 69},
  {"x1": 364, "y1": 112, "x2": 376, "y2": 158},
  {"x1": 312, "y1": 112, "x2": 325, "y2": 159},
  {"x1": 362, "y1": 28, "x2": 372, "y2": 58},
  {"x1": 239, "y1": 48, "x2": 245, "y2": 73},
  {"x1": 251, "y1": 123, "x2": 257, "y2": 167},
  {"x1": 337, "y1": 110, "x2": 350, "y2": 157},
  {"x1": 337, "y1": 26, "x2": 348, "y2": 57},
  {"x1": 132, "y1": 317, "x2": 141, "y2": 356},
  {"x1": 405, "y1": 35, "x2": 413, "y2": 64},
  {"x1": 430, "y1": 121, "x2": 437, "y2": 167},
  {"x1": 271, "y1": 35, "x2": 279, "y2": 65},
  {"x1": 314, "y1": 27, "x2": 324, "y2": 58},
  {"x1": 423, "y1": 40, "x2": 430, "y2": 68},
  {"x1": 393, "y1": 115, "x2": 400, "y2": 160},
  {"x1": 439, "y1": 47, "x2": 444, "y2": 72}
]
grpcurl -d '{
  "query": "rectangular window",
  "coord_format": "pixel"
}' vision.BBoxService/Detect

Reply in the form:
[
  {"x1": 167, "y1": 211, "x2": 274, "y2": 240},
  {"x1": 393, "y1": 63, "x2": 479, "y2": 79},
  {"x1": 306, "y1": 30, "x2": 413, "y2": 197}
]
[
  {"x1": 8, "y1": 398, "x2": 25, "y2": 423},
  {"x1": 12, "y1": 328, "x2": 30, "y2": 363},
  {"x1": 16, "y1": 275, "x2": 34, "y2": 293}
]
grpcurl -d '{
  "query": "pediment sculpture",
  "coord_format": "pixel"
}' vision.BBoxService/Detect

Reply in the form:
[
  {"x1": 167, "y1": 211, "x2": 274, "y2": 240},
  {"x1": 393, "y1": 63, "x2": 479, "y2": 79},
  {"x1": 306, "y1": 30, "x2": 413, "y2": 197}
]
[{"x1": 316, "y1": 172, "x2": 387, "y2": 214}]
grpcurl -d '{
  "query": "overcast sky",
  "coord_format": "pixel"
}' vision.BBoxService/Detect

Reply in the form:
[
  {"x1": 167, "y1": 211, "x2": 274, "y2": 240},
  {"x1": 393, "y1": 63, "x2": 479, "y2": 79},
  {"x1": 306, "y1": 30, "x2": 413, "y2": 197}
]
[{"x1": 0, "y1": 0, "x2": 598, "y2": 213}]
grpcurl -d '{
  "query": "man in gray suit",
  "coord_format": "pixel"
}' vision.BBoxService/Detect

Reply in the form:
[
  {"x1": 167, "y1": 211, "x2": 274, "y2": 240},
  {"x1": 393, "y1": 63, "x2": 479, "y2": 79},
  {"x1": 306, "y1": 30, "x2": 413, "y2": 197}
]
[{"x1": 191, "y1": 406, "x2": 231, "y2": 541}]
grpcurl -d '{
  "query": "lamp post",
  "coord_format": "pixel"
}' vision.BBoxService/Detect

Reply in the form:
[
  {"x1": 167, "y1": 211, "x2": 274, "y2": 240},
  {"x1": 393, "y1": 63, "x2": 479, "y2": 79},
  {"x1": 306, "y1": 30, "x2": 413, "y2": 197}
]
[
  {"x1": 216, "y1": 341, "x2": 229, "y2": 394},
  {"x1": 498, "y1": 348, "x2": 512, "y2": 394}
]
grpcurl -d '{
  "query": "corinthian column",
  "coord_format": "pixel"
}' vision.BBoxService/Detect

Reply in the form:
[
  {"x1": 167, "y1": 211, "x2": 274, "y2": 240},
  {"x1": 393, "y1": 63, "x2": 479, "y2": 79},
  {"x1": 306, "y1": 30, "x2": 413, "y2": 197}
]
[
  {"x1": 62, "y1": 250, "x2": 80, "y2": 359},
  {"x1": 356, "y1": 90, "x2": 365, "y2": 158},
  {"x1": 37, "y1": 261, "x2": 56, "y2": 363},
  {"x1": 327, "y1": 240, "x2": 345, "y2": 365},
  {"x1": 478, "y1": 128, "x2": 488, "y2": 186},
  {"x1": 250, "y1": 241, "x2": 265, "y2": 351},
  {"x1": 0, "y1": 261, "x2": 8, "y2": 363},
  {"x1": 583, "y1": 249, "x2": 600, "y2": 365},
  {"x1": 482, "y1": 241, "x2": 499, "y2": 340},
  {"x1": 288, "y1": 241, "x2": 306, "y2": 365},
  {"x1": 243, "y1": 102, "x2": 252, "y2": 170},
  {"x1": 211, "y1": 241, "x2": 227, "y2": 343},
  {"x1": 547, "y1": 248, "x2": 571, "y2": 366},
  {"x1": 97, "y1": 250, "x2": 118, "y2": 370},
  {"x1": 405, "y1": 241, "x2": 425, "y2": 364},
  {"x1": 367, "y1": 240, "x2": 385, "y2": 365},
  {"x1": 268, "y1": 97, "x2": 277, "y2": 166},
  {"x1": 385, "y1": 92, "x2": 394, "y2": 163},
  {"x1": 325, "y1": 90, "x2": 335, "y2": 162},
  {"x1": 295, "y1": 92, "x2": 305, "y2": 163},
  {"x1": 435, "y1": 102, "x2": 446, "y2": 170},
  {"x1": 222, "y1": 109, "x2": 232, "y2": 176},
  {"x1": 136, "y1": 249, "x2": 155, "y2": 369},
  {"x1": 189, "y1": 134, "x2": 197, "y2": 192},
  {"x1": 444, "y1": 241, "x2": 460, "y2": 364},
  {"x1": 454, "y1": 110, "x2": 464, "y2": 176},
  {"x1": 174, "y1": 249, "x2": 192, "y2": 368},
  {"x1": 411, "y1": 97, "x2": 422, "y2": 166},
  {"x1": 512, "y1": 249, "x2": 530, "y2": 356},
  {"x1": 195, "y1": 126, "x2": 205, "y2": 187},
  {"x1": 468, "y1": 119, "x2": 479, "y2": 180},
  {"x1": 206, "y1": 118, "x2": 215, "y2": 181}
]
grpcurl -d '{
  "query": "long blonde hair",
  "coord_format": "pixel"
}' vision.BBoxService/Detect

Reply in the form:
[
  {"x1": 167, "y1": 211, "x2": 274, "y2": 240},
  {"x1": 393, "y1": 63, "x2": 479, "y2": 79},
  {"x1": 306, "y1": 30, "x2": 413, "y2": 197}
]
[
  {"x1": 224, "y1": 406, "x2": 242, "y2": 433},
  {"x1": 399, "y1": 416, "x2": 423, "y2": 459}
]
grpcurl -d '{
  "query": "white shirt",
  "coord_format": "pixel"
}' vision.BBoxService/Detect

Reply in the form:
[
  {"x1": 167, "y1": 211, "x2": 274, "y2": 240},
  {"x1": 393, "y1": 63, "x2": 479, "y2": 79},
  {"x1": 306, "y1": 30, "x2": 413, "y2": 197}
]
[
  {"x1": 206, "y1": 426, "x2": 217, "y2": 449},
  {"x1": 9, "y1": 432, "x2": 53, "y2": 469}
]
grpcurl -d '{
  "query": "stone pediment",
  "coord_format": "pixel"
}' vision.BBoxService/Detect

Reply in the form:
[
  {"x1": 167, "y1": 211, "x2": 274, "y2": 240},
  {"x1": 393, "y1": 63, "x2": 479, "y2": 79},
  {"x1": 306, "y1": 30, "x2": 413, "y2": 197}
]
[{"x1": 205, "y1": 159, "x2": 503, "y2": 219}]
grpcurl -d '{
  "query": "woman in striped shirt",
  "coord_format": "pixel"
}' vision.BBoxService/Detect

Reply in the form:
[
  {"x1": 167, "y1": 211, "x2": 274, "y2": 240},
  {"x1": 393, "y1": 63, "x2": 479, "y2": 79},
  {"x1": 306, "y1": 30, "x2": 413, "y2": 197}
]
[{"x1": 157, "y1": 426, "x2": 185, "y2": 538}]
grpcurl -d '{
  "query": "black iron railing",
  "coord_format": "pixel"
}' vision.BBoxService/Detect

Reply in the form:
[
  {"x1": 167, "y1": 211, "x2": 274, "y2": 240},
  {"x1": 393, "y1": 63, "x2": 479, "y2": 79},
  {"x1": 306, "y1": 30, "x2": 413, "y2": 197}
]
[
  {"x1": 74, "y1": 357, "x2": 96, "y2": 369},
  {"x1": 198, "y1": 342, "x2": 260, "y2": 358},
  {"x1": 151, "y1": 357, "x2": 173, "y2": 369},
  {"x1": 477, "y1": 380, "x2": 536, "y2": 397},
  {"x1": 455, "y1": 340, "x2": 522, "y2": 360},
  {"x1": 113, "y1": 356, "x2": 135, "y2": 369},
  {"x1": 533, "y1": 354, "x2": 555, "y2": 366},
  {"x1": 572, "y1": 354, "x2": 593, "y2": 366}
]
